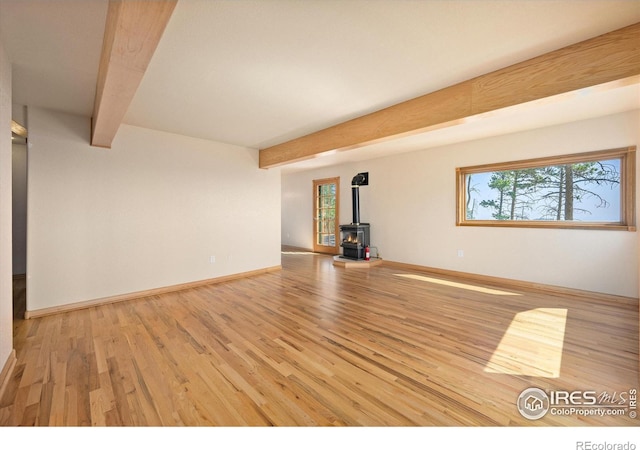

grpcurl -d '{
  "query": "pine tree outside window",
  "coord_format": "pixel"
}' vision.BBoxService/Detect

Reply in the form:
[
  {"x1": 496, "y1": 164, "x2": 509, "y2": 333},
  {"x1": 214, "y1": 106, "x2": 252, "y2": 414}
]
[{"x1": 456, "y1": 147, "x2": 636, "y2": 231}]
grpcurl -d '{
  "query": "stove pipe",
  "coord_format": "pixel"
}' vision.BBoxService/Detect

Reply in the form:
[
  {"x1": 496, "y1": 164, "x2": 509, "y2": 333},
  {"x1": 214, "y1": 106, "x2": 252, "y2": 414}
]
[
  {"x1": 351, "y1": 172, "x2": 368, "y2": 225},
  {"x1": 351, "y1": 185, "x2": 360, "y2": 225}
]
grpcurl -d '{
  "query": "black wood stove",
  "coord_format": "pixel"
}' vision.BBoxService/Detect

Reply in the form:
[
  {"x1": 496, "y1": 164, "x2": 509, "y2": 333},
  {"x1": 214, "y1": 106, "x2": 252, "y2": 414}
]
[{"x1": 340, "y1": 172, "x2": 370, "y2": 260}]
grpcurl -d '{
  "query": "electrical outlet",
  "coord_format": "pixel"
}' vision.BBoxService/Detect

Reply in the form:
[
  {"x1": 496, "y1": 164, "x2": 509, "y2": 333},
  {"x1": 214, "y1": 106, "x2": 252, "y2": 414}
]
[
  {"x1": 210, "y1": 255, "x2": 216, "y2": 264},
  {"x1": 457, "y1": 250, "x2": 464, "y2": 258}
]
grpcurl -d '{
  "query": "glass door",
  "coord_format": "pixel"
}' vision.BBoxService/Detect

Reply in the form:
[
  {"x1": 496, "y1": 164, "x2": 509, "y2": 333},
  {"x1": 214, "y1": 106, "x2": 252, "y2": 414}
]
[{"x1": 313, "y1": 177, "x2": 340, "y2": 254}]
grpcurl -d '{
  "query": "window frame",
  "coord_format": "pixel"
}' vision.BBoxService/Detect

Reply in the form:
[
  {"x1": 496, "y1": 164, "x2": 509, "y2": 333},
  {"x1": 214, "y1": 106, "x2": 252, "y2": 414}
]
[{"x1": 456, "y1": 147, "x2": 636, "y2": 231}]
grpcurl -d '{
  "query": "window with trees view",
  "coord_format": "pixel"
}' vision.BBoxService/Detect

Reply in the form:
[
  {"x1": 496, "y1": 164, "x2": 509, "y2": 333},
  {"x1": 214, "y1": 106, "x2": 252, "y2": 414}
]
[{"x1": 456, "y1": 147, "x2": 636, "y2": 231}]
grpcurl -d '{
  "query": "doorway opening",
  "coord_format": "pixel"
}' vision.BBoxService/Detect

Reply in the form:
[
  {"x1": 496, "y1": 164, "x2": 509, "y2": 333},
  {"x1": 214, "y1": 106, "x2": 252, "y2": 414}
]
[{"x1": 11, "y1": 119, "x2": 27, "y2": 320}]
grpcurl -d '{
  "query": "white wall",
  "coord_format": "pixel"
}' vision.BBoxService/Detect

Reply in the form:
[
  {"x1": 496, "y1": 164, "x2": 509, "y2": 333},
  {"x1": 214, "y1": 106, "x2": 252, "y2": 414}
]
[
  {"x1": 12, "y1": 143, "x2": 27, "y2": 275},
  {"x1": 282, "y1": 110, "x2": 640, "y2": 298},
  {"x1": 0, "y1": 38, "x2": 12, "y2": 372},
  {"x1": 27, "y1": 107, "x2": 281, "y2": 312}
]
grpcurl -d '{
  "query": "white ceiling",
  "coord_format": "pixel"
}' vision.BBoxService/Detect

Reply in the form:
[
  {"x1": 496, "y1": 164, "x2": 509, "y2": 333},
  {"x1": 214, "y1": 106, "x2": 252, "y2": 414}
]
[
  {"x1": 0, "y1": 0, "x2": 108, "y2": 117},
  {"x1": 1, "y1": 0, "x2": 639, "y2": 174}
]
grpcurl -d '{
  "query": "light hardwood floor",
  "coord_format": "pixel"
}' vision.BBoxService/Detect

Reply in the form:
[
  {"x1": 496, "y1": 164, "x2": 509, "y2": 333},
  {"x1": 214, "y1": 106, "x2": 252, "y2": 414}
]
[{"x1": 1, "y1": 250, "x2": 638, "y2": 426}]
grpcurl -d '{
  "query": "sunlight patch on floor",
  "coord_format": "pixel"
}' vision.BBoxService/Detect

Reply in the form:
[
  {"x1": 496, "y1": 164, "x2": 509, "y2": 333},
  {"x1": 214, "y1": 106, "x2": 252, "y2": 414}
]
[
  {"x1": 484, "y1": 308, "x2": 567, "y2": 378},
  {"x1": 394, "y1": 273, "x2": 521, "y2": 296}
]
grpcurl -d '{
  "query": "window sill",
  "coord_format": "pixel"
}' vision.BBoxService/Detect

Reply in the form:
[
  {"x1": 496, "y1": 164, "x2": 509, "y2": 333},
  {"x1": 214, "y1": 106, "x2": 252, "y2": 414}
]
[{"x1": 457, "y1": 220, "x2": 636, "y2": 231}]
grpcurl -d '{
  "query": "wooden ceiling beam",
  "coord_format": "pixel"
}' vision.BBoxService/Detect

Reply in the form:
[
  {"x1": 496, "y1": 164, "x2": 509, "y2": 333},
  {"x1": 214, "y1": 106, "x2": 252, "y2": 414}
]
[
  {"x1": 11, "y1": 120, "x2": 27, "y2": 138},
  {"x1": 259, "y1": 22, "x2": 640, "y2": 169},
  {"x1": 91, "y1": 0, "x2": 177, "y2": 148}
]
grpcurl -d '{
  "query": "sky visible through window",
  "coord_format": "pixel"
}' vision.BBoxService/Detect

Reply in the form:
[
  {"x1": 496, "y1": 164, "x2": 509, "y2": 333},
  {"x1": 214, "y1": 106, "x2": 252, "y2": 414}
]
[{"x1": 466, "y1": 159, "x2": 621, "y2": 222}]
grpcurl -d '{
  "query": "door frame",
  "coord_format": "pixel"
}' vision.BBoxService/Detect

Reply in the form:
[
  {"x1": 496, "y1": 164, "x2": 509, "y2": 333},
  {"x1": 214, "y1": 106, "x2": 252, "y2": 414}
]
[{"x1": 312, "y1": 177, "x2": 340, "y2": 254}]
